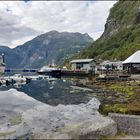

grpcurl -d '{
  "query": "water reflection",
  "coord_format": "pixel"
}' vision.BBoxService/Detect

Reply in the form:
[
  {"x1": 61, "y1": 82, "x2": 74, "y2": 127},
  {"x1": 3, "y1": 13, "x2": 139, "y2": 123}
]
[{"x1": 0, "y1": 77, "x2": 93, "y2": 106}]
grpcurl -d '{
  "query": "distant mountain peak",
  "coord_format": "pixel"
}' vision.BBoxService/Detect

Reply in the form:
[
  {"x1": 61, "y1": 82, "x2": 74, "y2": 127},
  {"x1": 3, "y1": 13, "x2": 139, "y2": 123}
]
[
  {"x1": 47, "y1": 30, "x2": 59, "y2": 34},
  {"x1": 1, "y1": 31, "x2": 93, "y2": 68},
  {"x1": 83, "y1": 33, "x2": 93, "y2": 40},
  {"x1": 83, "y1": 33, "x2": 89, "y2": 36}
]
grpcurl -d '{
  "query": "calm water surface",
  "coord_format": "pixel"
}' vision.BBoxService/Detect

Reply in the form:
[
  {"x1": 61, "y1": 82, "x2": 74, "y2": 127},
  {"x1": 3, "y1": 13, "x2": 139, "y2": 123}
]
[{"x1": 0, "y1": 77, "x2": 94, "y2": 106}]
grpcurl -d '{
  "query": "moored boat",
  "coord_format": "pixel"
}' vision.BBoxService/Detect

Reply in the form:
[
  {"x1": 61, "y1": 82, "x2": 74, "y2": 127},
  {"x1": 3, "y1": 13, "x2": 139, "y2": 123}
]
[
  {"x1": 37, "y1": 66, "x2": 61, "y2": 77},
  {"x1": 10, "y1": 74, "x2": 28, "y2": 83}
]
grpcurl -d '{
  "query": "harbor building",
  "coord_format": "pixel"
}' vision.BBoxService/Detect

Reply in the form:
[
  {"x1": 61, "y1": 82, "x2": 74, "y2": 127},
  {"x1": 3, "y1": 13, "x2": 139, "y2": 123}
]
[
  {"x1": 99, "y1": 60, "x2": 123, "y2": 71},
  {"x1": 123, "y1": 50, "x2": 140, "y2": 74},
  {"x1": 70, "y1": 59, "x2": 96, "y2": 72}
]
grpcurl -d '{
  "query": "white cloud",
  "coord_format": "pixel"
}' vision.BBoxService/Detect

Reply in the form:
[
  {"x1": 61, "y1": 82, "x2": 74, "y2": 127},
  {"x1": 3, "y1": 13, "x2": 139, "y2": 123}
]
[{"x1": 0, "y1": 1, "x2": 117, "y2": 48}]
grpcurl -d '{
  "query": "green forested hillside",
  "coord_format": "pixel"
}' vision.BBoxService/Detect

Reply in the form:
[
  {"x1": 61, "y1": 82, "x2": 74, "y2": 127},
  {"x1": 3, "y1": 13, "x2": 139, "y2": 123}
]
[{"x1": 77, "y1": 1, "x2": 140, "y2": 61}]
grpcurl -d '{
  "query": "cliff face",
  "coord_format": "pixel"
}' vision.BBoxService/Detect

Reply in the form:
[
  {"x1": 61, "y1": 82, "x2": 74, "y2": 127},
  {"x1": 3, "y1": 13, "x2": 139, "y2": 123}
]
[
  {"x1": 79, "y1": 1, "x2": 140, "y2": 60},
  {"x1": 103, "y1": 1, "x2": 140, "y2": 38}
]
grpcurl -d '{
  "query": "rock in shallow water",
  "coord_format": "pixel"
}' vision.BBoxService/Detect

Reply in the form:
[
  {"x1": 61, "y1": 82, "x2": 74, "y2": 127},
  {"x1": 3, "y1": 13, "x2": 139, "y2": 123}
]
[{"x1": 0, "y1": 89, "x2": 117, "y2": 139}]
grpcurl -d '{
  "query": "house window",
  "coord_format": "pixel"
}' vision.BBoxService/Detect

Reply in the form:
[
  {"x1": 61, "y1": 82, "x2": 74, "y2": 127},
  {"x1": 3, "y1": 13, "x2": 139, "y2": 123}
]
[{"x1": 76, "y1": 63, "x2": 83, "y2": 69}]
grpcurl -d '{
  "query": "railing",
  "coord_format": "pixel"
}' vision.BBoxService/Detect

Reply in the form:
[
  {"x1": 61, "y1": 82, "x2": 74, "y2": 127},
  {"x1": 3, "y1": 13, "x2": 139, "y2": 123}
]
[
  {"x1": 4, "y1": 69, "x2": 38, "y2": 73},
  {"x1": 98, "y1": 70, "x2": 130, "y2": 76}
]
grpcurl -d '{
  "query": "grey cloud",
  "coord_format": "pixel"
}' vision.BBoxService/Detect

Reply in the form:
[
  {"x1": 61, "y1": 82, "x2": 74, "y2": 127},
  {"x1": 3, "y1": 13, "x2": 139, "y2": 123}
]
[
  {"x1": 0, "y1": 1, "x2": 117, "y2": 47},
  {"x1": 0, "y1": 10, "x2": 40, "y2": 47}
]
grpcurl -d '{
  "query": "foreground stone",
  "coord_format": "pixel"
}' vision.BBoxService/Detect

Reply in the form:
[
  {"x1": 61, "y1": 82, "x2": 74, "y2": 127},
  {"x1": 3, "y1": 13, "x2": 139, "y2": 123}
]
[
  {"x1": 109, "y1": 113, "x2": 140, "y2": 136},
  {"x1": 0, "y1": 89, "x2": 117, "y2": 139}
]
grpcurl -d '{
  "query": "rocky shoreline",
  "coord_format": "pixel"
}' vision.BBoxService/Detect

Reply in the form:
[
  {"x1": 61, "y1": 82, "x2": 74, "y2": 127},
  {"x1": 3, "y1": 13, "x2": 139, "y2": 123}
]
[
  {"x1": 0, "y1": 77, "x2": 140, "y2": 139},
  {"x1": 72, "y1": 78, "x2": 140, "y2": 138},
  {"x1": 76, "y1": 77, "x2": 140, "y2": 115},
  {"x1": 0, "y1": 89, "x2": 117, "y2": 139}
]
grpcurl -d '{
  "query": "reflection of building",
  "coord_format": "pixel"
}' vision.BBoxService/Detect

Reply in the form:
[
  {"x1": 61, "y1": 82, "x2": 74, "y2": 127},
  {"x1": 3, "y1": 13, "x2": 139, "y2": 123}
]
[
  {"x1": 123, "y1": 50, "x2": 140, "y2": 74},
  {"x1": 70, "y1": 59, "x2": 96, "y2": 72},
  {"x1": 0, "y1": 53, "x2": 6, "y2": 74}
]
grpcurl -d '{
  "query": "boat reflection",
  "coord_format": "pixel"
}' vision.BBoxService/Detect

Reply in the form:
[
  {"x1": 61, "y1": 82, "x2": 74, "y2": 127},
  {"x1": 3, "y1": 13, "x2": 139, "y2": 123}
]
[{"x1": 0, "y1": 74, "x2": 93, "y2": 106}]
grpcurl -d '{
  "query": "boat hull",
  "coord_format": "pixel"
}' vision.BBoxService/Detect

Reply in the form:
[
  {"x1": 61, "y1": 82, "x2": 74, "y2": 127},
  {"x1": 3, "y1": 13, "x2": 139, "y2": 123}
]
[{"x1": 37, "y1": 70, "x2": 62, "y2": 78}]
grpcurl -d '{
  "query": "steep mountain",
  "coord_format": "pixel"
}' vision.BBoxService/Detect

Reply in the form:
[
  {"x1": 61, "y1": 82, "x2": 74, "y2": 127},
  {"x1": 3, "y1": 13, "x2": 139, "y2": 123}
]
[
  {"x1": 78, "y1": 1, "x2": 140, "y2": 61},
  {"x1": 0, "y1": 31, "x2": 93, "y2": 68},
  {"x1": 13, "y1": 31, "x2": 93, "y2": 68}
]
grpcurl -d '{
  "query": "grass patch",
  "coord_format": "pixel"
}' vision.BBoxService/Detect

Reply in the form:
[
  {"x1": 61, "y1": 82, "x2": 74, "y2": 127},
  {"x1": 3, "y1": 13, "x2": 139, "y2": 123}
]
[
  {"x1": 100, "y1": 104, "x2": 127, "y2": 115},
  {"x1": 109, "y1": 84, "x2": 135, "y2": 97},
  {"x1": 9, "y1": 113, "x2": 22, "y2": 126},
  {"x1": 100, "y1": 131, "x2": 128, "y2": 140},
  {"x1": 98, "y1": 81, "x2": 140, "y2": 115}
]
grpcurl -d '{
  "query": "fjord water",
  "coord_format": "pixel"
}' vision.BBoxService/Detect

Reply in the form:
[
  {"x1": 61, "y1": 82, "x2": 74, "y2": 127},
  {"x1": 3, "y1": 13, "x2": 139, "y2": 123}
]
[{"x1": 0, "y1": 77, "x2": 94, "y2": 106}]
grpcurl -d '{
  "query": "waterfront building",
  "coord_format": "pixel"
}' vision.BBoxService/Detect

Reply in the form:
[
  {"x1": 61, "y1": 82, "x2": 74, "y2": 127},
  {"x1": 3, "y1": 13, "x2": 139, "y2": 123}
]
[
  {"x1": 70, "y1": 59, "x2": 96, "y2": 72},
  {"x1": 99, "y1": 60, "x2": 123, "y2": 71},
  {"x1": 123, "y1": 50, "x2": 140, "y2": 74}
]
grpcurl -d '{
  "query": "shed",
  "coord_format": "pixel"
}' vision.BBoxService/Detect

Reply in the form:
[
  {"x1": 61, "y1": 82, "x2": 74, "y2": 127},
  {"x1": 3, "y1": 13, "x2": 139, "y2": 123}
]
[
  {"x1": 70, "y1": 59, "x2": 96, "y2": 72},
  {"x1": 122, "y1": 50, "x2": 140, "y2": 74}
]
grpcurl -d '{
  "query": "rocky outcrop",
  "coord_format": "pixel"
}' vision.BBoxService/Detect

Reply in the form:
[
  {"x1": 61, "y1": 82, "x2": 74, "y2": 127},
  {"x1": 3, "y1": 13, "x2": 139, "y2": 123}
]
[
  {"x1": 103, "y1": 1, "x2": 140, "y2": 38},
  {"x1": 0, "y1": 89, "x2": 117, "y2": 139},
  {"x1": 78, "y1": 1, "x2": 140, "y2": 60}
]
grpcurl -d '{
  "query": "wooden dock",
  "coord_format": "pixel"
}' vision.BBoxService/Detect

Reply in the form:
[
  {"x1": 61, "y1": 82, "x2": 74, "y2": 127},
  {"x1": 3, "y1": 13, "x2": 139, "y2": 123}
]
[
  {"x1": 96, "y1": 73, "x2": 131, "y2": 82},
  {"x1": 61, "y1": 70, "x2": 90, "y2": 77}
]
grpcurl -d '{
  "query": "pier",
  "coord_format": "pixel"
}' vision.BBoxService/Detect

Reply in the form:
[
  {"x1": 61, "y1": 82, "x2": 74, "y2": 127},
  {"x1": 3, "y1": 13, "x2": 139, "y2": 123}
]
[
  {"x1": 4, "y1": 69, "x2": 37, "y2": 74},
  {"x1": 4, "y1": 68, "x2": 93, "y2": 79},
  {"x1": 61, "y1": 70, "x2": 90, "y2": 76}
]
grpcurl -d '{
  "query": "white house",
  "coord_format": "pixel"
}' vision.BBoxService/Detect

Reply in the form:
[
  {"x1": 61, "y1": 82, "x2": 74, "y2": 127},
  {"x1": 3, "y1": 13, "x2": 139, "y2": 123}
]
[
  {"x1": 70, "y1": 59, "x2": 96, "y2": 72},
  {"x1": 99, "y1": 60, "x2": 123, "y2": 70},
  {"x1": 123, "y1": 50, "x2": 140, "y2": 74}
]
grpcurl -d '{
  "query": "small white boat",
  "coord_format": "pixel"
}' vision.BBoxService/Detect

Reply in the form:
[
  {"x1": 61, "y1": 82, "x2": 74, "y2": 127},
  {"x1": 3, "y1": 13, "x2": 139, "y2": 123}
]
[
  {"x1": 98, "y1": 74, "x2": 106, "y2": 78},
  {"x1": 13, "y1": 82, "x2": 26, "y2": 88},
  {"x1": 38, "y1": 66, "x2": 57, "y2": 72},
  {"x1": 10, "y1": 74, "x2": 27, "y2": 83},
  {"x1": 24, "y1": 75, "x2": 38, "y2": 80},
  {"x1": 25, "y1": 75, "x2": 42, "y2": 81}
]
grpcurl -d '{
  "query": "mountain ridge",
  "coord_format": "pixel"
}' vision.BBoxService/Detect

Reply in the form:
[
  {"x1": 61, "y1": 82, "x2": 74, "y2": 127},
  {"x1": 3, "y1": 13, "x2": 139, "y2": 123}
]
[{"x1": 0, "y1": 31, "x2": 93, "y2": 68}]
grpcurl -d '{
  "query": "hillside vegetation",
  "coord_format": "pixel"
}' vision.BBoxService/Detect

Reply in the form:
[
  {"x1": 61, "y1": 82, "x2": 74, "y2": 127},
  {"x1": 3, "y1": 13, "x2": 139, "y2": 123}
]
[{"x1": 77, "y1": 1, "x2": 140, "y2": 61}]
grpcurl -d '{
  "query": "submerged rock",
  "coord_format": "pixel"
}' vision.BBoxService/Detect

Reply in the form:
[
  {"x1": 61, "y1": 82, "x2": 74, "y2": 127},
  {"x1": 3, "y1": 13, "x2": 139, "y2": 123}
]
[{"x1": 0, "y1": 89, "x2": 117, "y2": 139}]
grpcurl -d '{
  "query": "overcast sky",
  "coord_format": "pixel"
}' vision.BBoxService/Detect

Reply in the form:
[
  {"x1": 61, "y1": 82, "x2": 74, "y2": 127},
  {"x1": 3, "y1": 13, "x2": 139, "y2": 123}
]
[{"x1": 0, "y1": 1, "x2": 117, "y2": 48}]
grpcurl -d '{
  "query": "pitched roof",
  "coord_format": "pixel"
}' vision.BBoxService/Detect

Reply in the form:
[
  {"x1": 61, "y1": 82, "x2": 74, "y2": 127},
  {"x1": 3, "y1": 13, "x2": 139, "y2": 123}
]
[
  {"x1": 123, "y1": 50, "x2": 140, "y2": 64},
  {"x1": 70, "y1": 59, "x2": 94, "y2": 63}
]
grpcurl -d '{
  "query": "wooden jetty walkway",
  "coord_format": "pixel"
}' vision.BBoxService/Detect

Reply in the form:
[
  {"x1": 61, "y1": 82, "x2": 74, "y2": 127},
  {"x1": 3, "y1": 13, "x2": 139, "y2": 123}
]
[
  {"x1": 61, "y1": 70, "x2": 90, "y2": 77},
  {"x1": 4, "y1": 69, "x2": 38, "y2": 73},
  {"x1": 96, "y1": 71, "x2": 131, "y2": 81},
  {"x1": 4, "y1": 69, "x2": 91, "y2": 77}
]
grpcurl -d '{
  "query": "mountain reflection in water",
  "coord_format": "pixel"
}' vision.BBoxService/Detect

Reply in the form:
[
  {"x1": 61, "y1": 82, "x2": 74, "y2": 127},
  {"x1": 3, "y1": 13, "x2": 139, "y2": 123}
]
[{"x1": 0, "y1": 78, "x2": 93, "y2": 106}]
